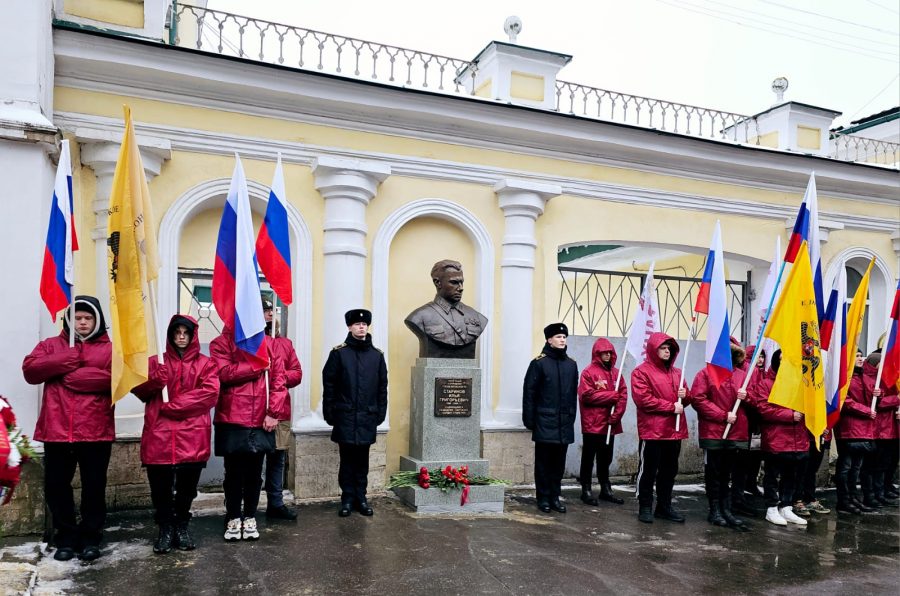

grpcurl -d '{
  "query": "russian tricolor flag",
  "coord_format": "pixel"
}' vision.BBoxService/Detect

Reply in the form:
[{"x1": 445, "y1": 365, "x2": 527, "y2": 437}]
[
  {"x1": 783, "y1": 173, "x2": 824, "y2": 321},
  {"x1": 697, "y1": 221, "x2": 733, "y2": 387},
  {"x1": 39, "y1": 140, "x2": 78, "y2": 321},
  {"x1": 822, "y1": 268, "x2": 848, "y2": 429},
  {"x1": 255, "y1": 154, "x2": 292, "y2": 306},
  {"x1": 212, "y1": 154, "x2": 268, "y2": 369},
  {"x1": 881, "y1": 280, "x2": 900, "y2": 388}
]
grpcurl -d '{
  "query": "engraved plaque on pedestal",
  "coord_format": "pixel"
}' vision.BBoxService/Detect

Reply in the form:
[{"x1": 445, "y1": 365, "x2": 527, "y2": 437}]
[{"x1": 434, "y1": 377, "x2": 472, "y2": 417}]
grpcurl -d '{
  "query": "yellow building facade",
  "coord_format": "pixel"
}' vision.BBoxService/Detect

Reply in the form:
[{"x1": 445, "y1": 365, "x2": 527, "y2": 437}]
[{"x1": 2, "y1": 0, "x2": 897, "y2": 507}]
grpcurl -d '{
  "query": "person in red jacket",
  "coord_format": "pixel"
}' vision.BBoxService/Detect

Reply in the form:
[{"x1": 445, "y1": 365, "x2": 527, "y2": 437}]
[
  {"x1": 631, "y1": 332, "x2": 691, "y2": 524},
  {"x1": 210, "y1": 328, "x2": 288, "y2": 542},
  {"x1": 22, "y1": 295, "x2": 112, "y2": 562},
  {"x1": 860, "y1": 351, "x2": 900, "y2": 508},
  {"x1": 750, "y1": 350, "x2": 809, "y2": 526},
  {"x1": 577, "y1": 338, "x2": 627, "y2": 506},
  {"x1": 834, "y1": 350, "x2": 878, "y2": 514},
  {"x1": 691, "y1": 341, "x2": 749, "y2": 530},
  {"x1": 132, "y1": 315, "x2": 219, "y2": 554},
  {"x1": 261, "y1": 298, "x2": 303, "y2": 521}
]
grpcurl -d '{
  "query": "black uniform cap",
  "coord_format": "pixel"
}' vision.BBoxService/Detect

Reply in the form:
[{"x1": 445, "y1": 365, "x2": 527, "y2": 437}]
[
  {"x1": 543, "y1": 322, "x2": 568, "y2": 339},
  {"x1": 345, "y1": 309, "x2": 372, "y2": 326}
]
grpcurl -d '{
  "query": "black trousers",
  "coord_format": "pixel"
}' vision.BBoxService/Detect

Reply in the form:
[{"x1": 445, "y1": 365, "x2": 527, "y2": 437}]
[
  {"x1": 580, "y1": 433, "x2": 615, "y2": 490},
  {"x1": 223, "y1": 453, "x2": 265, "y2": 519},
  {"x1": 863, "y1": 439, "x2": 897, "y2": 498},
  {"x1": 43, "y1": 441, "x2": 112, "y2": 549},
  {"x1": 704, "y1": 448, "x2": 737, "y2": 503},
  {"x1": 264, "y1": 449, "x2": 287, "y2": 508},
  {"x1": 763, "y1": 451, "x2": 807, "y2": 508},
  {"x1": 637, "y1": 440, "x2": 681, "y2": 509},
  {"x1": 835, "y1": 440, "x2": 866, "y2": 504},
  {"x1": 799, "y1": 438, "x2": 830, "y2": 503},
  {"x1": 145, "y1": 465, "x2": 203, "y2": 525},
  {"x1": 534, "y1": 442, "x2": 568, "y2": 504},
  {"x1": 885, "y1": 439, "x2": 900, "y2": 491},
  {"x1": 338, "y1": 443, "x2": 371, "y2": 503}
]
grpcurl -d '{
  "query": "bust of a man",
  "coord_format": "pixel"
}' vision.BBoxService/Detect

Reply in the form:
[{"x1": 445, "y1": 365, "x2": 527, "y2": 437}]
[{"x1": 404, "y1": 259, "x2": 489, "y2": 359}]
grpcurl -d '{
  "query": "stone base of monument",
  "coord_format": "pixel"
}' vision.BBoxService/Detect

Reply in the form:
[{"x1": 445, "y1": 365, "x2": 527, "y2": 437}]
[
  {"x1": 392, "y1": 484, "x2": 505, "y2": 514},
  {"x1": 399, "y1": 455, "x2": 490, "y2": 477}
]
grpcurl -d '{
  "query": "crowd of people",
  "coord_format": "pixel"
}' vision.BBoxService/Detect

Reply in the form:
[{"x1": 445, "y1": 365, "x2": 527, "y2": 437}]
[
  {"x1": 521, "y1": 323, "x2": 900, "y2": 528},
  {"x1": 20, "y1": 297, "x2": 898, "y2": 562},
  {"x1": 23, "y1": 295, "x2": 389, "y2": 561}
]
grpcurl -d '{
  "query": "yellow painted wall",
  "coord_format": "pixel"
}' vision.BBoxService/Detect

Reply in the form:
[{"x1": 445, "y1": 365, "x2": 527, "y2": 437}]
[
  {"x1": 56, "y1": 87, "x2": 900, "y2": 222},
  {"x1": 64, "y1": 0, "x2": 144, "y2": 28},
  {"x1": 474, "y1": 79, "x2": 492, "y2": 99},
  {"x1": 753, "y1": 131, "x2": 779, "y2": 149},
  {"x1": 510, "y1": 71, "x2": 545, "y2": 102},
  {"x1": 797, "y1": 126, "x2": 821, "y2": 151},
  {"x1": 385, "y1": 217, "x2": 476, "y2": 474}
]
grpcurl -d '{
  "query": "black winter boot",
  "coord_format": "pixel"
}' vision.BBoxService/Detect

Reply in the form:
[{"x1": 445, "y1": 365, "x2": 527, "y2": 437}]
[
  {"x1": 720, "y1": 496, "x2": 749, "y2": 531},
  {"x1": 580, "y1": 489, "x2": 599, "y2": 506},
  {"x1": 175, "y1": 520, "x2": 196, "y2": 551},
  {"x1": 638, "y1": 504, "x2": 654, "y2": 523},
  {"x1": 707, "y1": 500, "x2": 728, "y2": 527},
  {"x1": 153, "y1": 524, "x2": 174, "y2": 554},
  {"x1": 600, "y1": 482, "x2": 624, "y2": 505}
]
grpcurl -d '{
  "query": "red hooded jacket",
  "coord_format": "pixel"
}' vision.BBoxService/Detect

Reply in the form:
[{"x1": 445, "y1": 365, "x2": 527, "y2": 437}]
[
  {"x1": 631, "y1": 332, "x2": 692, "y2": 440},
  {"x1": 836, "y1": 364, "x2": 878, "y2": 440},
  {"x1": 578, "y1": 338, "x2": 627, "y2": 435},
  {"x1": 691, "y1": 365, "x2": 749, "y2": 441},
  {"x1": 132, "y1": 315, "x2": 220, "y2": 465},
  {"x1": 270, "y1": 335, "x2": 302, "y2": 421},
  {"x1": 210, "y1": 330, "x2": 288, "y2": 428},
  {"x1": 750, "y1": 367, "x2": 808, "y2": 452},
  {"x1": 23, "y1": 297, "x2": 114, "y2": 443}
]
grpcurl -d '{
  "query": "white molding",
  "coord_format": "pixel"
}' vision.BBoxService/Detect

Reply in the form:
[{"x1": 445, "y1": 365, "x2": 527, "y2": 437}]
[
  {"x1": 371, "y1": 199, "x2": 495, "y2": 427},
  {"x1": 51, "y1": 29, "x2": 899, "y2": 204},
  {"x1": 157, "y1": 177, "x2": 317, "y2": 430},
  {"x1": 53, "y1": 112, "x2": 900, "y2": 235}
]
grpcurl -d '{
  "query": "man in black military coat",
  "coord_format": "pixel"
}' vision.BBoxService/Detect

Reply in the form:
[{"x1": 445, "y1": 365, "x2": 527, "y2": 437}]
[
  {"x1": 322, "y1": 309, "x2": 388, "y2": 517},
  {"x1": 523, "y1": 323, "x2": 579, "y2": 513}
]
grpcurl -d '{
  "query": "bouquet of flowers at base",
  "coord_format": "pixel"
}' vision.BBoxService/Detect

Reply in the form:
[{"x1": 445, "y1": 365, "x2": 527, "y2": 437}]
[
  {"x1": 0, "y1": 396, "x2": 36, "y2": 505},
  {"x1": 388, "y1": 465, "x2": 505, "y2": 506}
]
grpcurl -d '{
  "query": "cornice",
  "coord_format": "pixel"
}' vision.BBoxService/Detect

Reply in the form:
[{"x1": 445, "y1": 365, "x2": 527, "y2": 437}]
[
  {"x1": 54, "y1": 111, "x2": 899, "y2": 235},
  {"x1": 52, "y1": 28, "x2": 899, "y2": 205}
]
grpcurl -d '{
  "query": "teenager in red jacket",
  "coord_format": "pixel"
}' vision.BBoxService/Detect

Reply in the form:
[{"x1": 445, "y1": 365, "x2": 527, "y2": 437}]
[
  {"x1": 834, "y1": 350, "x2": 877, "y2": 514},
  {"x1": 22, "y1": 295, "x2": 112, "y2": 562},
  {"x1": 577, "y1": 338, "x2": 627, "y2": 506},
  {"x1": 731, "y1": 346, "x2": 765, "y2": 516},
  {"x1": 631, "y1": 332, "x2": 691, "y2": 524},
  {"x1": 859, "y1": 351, "x2": 899, "y2": 508},
  {"x1": 132, "y1": 315, "x2": 219, "y2": 554},
  {"x1": 261, "y1": 299, "x2": 303, "y2": 521},
  {"x1": 211, "y1": 329, "x2": 288, "y2": 542},
  {"x1": 691, "y1": 341, "x2": 749, "y2": 530},
  {"x1": 750, "y1": 350, "x2": 808, "y2": 526}
]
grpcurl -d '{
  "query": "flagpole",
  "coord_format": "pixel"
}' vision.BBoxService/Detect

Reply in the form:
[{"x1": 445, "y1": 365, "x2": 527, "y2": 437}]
[
  {"x1": 606, "y1": 359, "x2": 625, "y2": 445},
  {"x1": 723, "y1": 260, "x2": 789, "y2": 439},
  {"x1": 147, "y1": 281, "x2": 169, "y2": 403},
  {"x1": 68, "y1": 301, "x2": 75, "y2": 348},
  {"x1": 265, "y1": 305, "x2": 278, "y2": 412},
  {"x1": 675, "y1": 318, "x2": 698, "y2": 432},
  {"x1": 871, "y1": 318, "x2": 892, "y2": 413}
]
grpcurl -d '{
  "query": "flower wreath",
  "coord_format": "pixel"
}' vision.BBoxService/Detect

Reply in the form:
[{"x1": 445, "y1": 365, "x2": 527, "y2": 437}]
[{"x1": 0, "y1": 396, "x2": 35, "y2": 505}]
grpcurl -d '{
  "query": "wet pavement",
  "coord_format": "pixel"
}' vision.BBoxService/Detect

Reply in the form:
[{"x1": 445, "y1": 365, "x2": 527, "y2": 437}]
[{"x1": 2, "y1": 485, "x2": 898, "y2": 595}]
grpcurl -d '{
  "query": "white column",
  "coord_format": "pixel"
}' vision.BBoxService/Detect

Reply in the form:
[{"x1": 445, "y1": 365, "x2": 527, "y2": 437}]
[
  {"x1": 79, "y1": 137, "x2": 171, "y2": 322},
  {"x1": 0, "y1": 0, "x2": 57, "y2": 439},
  {"x1": 891, "y1": 232, "x2": 900, "y2": 277},
  {"x1": 492, "y1": 179, "x2": 560, "y2": 427},
  {"x1": 79, "y1": 137, "x2": 171, "y2": 437}
]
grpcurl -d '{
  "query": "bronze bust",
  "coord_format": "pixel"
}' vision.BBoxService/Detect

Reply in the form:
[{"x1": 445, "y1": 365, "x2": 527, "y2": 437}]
[{"x1": 404, "y1": 260, "x2": 489, "y2": 358}]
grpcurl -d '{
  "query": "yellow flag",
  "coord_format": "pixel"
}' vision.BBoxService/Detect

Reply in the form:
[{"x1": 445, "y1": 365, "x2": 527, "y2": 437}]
[
  {"x1": 763, "y1": 242, "x2": 826, "y2": 446},
  {"x1": 107, "y1": 106, "x2": 160, "y2": 403},
  {"x1": 843, "y1": 258, "x2": 874, "y2": 402}
]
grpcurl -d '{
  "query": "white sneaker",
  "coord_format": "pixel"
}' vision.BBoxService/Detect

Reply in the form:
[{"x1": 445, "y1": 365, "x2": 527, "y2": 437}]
[
  {"x1": 242, "y1": 517, "x2": 260, "y2": 540},
  {"x1": 766, "y1": 506, "x2": 787, "y2": 526},
  {"x1": 224, "y1": 518, "x2": 242, "y2": 541},
  {"x1": 780, "y1": 506, "x2": 808, "y2": 526}
]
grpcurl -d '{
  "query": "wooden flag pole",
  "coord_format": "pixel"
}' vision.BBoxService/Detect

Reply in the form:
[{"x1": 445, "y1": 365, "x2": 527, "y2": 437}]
[
  {"x1": 147, "y1": 281, "x2": 169, "y2": 403},
  {"x1": 871, "y1": 320, "x2": 891, "y2": 413},
  {"x1": 606, "y1": 360, "x2": 625, "y2": 445},
  {"x1": 675, "y1": 319, "x2": 698, "y2": 432},
  {"x1": 68, "y1": 301, "x2": 76, "y2": 349}
]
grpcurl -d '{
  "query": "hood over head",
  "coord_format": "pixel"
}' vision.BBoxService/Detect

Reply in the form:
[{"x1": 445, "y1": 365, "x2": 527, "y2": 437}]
[
  {"x1": 591, "y1": 337, "x2": 618, "y2": 368},
  {"x1": 645, "y1": 332, "x2": 679, "y2": 369},
  {"x1": 62, "y1": 295, "x2": 107, "y2": 341},
  {"x1": 166, "y1": 314, "x2": 200, "y2": 359}
]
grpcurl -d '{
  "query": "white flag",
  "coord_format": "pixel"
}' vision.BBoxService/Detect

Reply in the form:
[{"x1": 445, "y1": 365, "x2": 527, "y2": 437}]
[
  {"x1": 625, "y1": 262, "x2": 661, "y2": 364},
  {"x1": 758, "y1": 237, "x2": 781, "y2": 369}
]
